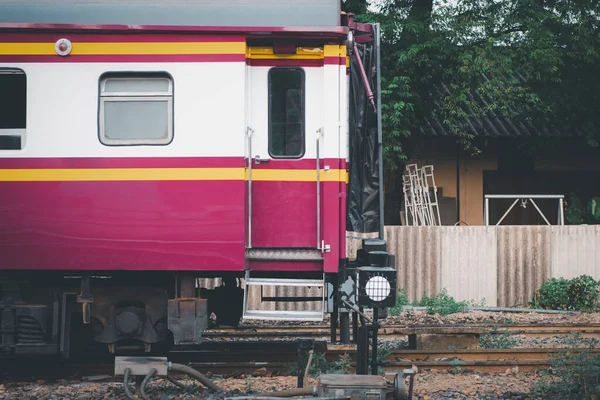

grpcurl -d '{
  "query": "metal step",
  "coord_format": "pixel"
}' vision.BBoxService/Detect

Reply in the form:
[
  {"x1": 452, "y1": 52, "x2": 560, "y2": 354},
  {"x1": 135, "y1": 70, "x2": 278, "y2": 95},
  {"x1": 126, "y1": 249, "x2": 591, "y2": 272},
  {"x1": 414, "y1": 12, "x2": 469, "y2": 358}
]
[
  {"x1": 246, "y1": 248, "x2": 323, "y2": 261},
  {"x1": 242, "y1": 310, "x2": 324, "y2": 321},
  {"x1": 245, "y1": 277, "x2": 324, "y2": 287},
  {"x1": 242, "y1": 271, "x2": 325, "y2": 321}
]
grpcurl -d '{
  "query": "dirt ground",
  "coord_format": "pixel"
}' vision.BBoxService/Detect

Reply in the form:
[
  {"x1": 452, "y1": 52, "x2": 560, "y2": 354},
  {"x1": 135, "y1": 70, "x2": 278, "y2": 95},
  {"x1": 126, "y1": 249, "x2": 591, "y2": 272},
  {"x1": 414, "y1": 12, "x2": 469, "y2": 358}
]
[
  {"x1": 241, "y1": 309, "x2": 600, "y2": 327},
  {"x1": 384, "y1": 309, "x2": 600, "y2": 326},
  {"x1": 0, "y1": 371, "x2": 542, "y2": 400}
]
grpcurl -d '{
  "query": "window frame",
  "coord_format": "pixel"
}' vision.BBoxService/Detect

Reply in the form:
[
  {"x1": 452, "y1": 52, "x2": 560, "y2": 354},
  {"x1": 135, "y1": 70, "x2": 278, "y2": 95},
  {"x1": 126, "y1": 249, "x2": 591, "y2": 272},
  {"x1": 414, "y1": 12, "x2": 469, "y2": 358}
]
[
  {"x1": 267, "y1": 67, "x2": 306, "y2": 159},
  {"x1": 0, "y1": 67, "x2": 27, "y2": 150},
  {"x1": 98, "y1": 72, "x2": 174, "y2": 146}
]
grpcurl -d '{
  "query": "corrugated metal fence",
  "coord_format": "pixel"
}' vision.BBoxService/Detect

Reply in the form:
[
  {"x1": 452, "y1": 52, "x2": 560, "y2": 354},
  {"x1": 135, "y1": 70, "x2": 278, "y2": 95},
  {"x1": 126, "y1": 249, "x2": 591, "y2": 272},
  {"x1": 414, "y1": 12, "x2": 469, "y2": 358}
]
[
  {"x1": 348, "y1": 226, "x2": 600, "y2": 307},
  {"x1": 200, "y1": 226, "x2": 600, "y2": 312}
]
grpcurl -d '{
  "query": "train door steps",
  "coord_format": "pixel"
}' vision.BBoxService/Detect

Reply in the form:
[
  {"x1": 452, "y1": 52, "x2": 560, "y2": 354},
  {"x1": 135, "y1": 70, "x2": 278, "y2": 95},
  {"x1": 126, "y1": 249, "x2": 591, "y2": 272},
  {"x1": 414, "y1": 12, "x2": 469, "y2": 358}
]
[
  {"x1": 242, "y1": 271, "x2": 325, "y2": 321},
  {"x1": 245, "y1": 248, "x2": 323, "y2": 261}
]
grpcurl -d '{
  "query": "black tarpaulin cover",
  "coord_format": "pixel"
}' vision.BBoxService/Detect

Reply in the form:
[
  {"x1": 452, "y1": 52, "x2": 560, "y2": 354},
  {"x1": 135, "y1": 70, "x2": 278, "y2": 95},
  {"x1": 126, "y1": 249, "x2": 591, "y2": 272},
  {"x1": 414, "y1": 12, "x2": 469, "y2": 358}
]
[{"x1": 347, "y1": 42, "x2": 380, "y2": 233}]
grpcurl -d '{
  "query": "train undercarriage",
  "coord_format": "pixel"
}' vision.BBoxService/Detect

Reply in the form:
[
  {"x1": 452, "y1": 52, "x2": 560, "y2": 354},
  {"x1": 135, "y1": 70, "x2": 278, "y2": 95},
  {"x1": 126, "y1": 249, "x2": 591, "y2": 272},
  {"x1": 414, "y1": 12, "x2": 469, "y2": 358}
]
[
  {"x1": 1, "y1": 239, "x2": 395, "y2": 360},
  {"x1": 0, "y1": 271, "x2": 248, "y2": 359},
  {"x1": 0, "y1": 270, "x2": 342, "y2": 359}
]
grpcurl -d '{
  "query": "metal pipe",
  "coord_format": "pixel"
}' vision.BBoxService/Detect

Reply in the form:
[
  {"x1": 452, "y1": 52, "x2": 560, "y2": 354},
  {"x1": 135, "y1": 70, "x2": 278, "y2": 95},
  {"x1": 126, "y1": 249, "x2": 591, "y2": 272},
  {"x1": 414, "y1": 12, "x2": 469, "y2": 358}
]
[
  {"x1": 399, "y1": 305, "x2": 578, "y2": 314},
  {"x1": 226, "y1": 397, "x2": 350, "y2": 400},
  {"x1": 247, "y1": 127, "x2": 253, "y2": 248},
  {"x1": 169, "y1": 362, "x2": 224, "y2": 392},
  {"x1": 166, "y1": 375, "x2": 188, "y2": 390},
  {"x1": 140, "y1": 367, "x2": 157, "y2": 400},
  {"x1": 254, "y1": 386, "x2": 317, "y2": 398},
  {"x1": 303, "y1": 349, "x2": 314, "y2": 382},
  {"x1": 375, "y1": 23, "x2": 384, "y2": 240},
  {"x1": 496, "y1": 198, "x2": 520, "y2": 225},
  {"x1": 340, "y1": 313, "x2": 350, "y2": 344},
  {"x1": 529, "y1": 198, "x2": 551, "y2": 225},
  {"x1": 123, "y1": 368, "x2": 136, "y2": 400},
  {"x1": 316, "y1": 128, "x2": 322, "y2": 249},
  {"x1": 371, "y1": 307, "x2": 379, "y2": 375},
  {"x1": 356, "y1": 325, "x2": 368, "y2": 375},
  {"x1": 559, "y1": 198, "x2": 565, "y2": 225},
  {"x1": 456, "y1": 143, "x2": 460, "y2": 223},
  {"x1": 341, "y1": 298, "x2": 373, "y2": 323},
  {"x1": 485, "y1": 194, "x2": 564, "y2": 199},
  {"x1": 352, "y1": 42, "x2": 376, "y2": 111}
]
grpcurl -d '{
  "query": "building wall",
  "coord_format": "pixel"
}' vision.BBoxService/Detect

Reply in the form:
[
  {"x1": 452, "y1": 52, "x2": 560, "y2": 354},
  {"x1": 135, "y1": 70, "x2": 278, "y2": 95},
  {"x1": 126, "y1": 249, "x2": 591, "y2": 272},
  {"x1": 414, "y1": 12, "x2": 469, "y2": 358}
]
[
  {"x1": 405, "y1": 138, "x2": 600, "y2": 226},
  {"x1": 406, "y1": 154, "x2": 497, "y2": 226}
]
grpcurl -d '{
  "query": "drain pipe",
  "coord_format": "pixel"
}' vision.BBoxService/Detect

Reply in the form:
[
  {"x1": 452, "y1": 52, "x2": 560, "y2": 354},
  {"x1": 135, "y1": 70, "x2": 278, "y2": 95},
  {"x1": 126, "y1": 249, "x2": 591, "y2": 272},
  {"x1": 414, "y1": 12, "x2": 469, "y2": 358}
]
[{"x1": 374, "y1": 22, "x2": 384, "y2": 241}]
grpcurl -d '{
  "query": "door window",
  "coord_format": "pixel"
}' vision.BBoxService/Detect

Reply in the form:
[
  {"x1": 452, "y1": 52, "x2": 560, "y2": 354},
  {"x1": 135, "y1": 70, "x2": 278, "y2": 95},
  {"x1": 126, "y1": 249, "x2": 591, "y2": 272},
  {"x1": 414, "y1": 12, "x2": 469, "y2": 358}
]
[{"x1": 268, "y1": 68, "x2": 305, "y2": 158}]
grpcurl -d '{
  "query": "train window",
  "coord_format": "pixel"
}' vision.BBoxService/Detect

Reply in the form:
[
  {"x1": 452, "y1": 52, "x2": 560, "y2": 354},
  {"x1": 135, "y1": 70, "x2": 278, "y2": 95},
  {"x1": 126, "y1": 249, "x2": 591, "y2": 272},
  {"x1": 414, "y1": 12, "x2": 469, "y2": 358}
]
[
  {"x1": 268, "y1": 68, "x2": 305, "y2": 158},
  {"x1": 0, "y1": 69, "x2": 26, "y2": 150},
  {"x1": 99, "y1": 73, "x2": 173, "y2": 146}
]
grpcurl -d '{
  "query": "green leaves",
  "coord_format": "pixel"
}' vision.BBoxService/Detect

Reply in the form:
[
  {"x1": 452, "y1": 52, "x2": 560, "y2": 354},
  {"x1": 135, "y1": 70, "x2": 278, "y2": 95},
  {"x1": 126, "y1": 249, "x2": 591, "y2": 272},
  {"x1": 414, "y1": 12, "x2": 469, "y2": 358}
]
[
  {"x1": 362, "y1": 0, "x2": 600, "y2": 166},
  {"x1": 565, "y1": 193, "x2": 600, "y2": 225},
  {"x1": 529, "y1": 275, "x2": 600, "y2": 312}
]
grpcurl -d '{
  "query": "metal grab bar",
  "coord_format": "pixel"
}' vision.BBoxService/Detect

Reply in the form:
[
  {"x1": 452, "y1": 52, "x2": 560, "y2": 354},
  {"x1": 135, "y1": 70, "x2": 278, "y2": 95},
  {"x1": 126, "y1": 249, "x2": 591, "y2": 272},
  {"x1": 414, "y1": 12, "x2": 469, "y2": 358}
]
[
  {"x1": 316, "y1": 127, "x2": 323, "y2": 250},
  {"x1": 246, "y1": 127, "x2": 254, "y2": 248}
]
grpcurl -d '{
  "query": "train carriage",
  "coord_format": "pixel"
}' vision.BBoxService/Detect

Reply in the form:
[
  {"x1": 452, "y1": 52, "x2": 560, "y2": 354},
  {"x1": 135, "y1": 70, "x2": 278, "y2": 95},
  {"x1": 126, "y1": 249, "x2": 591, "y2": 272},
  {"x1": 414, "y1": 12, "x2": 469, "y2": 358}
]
[{"x1": 0, "y1": 0, "x2": 392, "y2": 359}]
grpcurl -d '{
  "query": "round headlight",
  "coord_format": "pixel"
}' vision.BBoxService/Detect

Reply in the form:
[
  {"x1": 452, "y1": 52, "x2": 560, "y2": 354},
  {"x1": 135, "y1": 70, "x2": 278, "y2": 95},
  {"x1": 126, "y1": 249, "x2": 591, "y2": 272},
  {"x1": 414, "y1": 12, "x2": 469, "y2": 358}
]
[{"x1": 365, "y1": 276, "x2": 391, "y2": 302}]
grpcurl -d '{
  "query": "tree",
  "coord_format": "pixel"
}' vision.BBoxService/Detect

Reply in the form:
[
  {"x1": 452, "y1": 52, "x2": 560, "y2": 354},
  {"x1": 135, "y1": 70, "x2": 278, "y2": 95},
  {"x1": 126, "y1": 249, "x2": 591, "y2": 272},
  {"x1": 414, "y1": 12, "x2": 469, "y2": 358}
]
[
  {"x1": 379, "y1": 0, "x2": 599, "y2": 160},
  {"x1": 357, "y1": 0, "x2": 600, "y2": 223},
  {"x1": 342, "y1": 0, "x2": 369, "y2": 14}
]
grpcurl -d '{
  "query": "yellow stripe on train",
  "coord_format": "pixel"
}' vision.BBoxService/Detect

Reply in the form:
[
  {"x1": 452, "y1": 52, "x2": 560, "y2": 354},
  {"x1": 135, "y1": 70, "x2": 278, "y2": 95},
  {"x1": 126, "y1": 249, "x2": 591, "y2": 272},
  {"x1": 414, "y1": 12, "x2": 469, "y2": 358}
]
[
  {"x1": 0, "y1": 168, "x2": 348, "y2": 182},
  {"x1": 0, "y1": 42, "x2": 247, "y2": 55}
]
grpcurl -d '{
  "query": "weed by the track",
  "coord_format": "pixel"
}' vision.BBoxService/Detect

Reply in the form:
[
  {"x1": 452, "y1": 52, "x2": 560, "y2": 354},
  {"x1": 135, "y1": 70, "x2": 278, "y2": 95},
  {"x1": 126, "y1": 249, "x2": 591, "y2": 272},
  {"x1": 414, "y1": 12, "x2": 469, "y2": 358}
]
[
  {"x1": 479, "y1": 328, "x2": 521, "y2": 349},
  {"x1": 286, "y1": 352, "x2": 351, "y2": 377},
  {"x1": 530, "y1": 333, "x2": 600, "y2": 399},
  {"x1": 389, "y1": 287, "x2": 484, "y2": 316}
]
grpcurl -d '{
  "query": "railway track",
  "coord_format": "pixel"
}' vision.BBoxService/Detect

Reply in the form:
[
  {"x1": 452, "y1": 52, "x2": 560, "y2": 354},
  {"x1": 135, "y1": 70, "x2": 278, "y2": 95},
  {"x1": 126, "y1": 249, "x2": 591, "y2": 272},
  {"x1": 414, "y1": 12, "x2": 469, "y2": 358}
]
[
  {"x1": 3, "y1": 322, "x2": 597, "y2": 381},
  {"x1": 205, "y1": 323, "x2": 600, "y2": 339},
  {"x1": 4, "y1": 340, "x2": 596, "y2": 381}
]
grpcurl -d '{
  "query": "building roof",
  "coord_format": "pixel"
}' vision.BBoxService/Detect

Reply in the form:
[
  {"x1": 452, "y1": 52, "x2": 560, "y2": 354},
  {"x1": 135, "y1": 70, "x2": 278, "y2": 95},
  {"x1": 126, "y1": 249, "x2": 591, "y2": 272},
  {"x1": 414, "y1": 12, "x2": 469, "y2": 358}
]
[{"x1": 418, "y1": 72, "x2": 592, "y2": 138}]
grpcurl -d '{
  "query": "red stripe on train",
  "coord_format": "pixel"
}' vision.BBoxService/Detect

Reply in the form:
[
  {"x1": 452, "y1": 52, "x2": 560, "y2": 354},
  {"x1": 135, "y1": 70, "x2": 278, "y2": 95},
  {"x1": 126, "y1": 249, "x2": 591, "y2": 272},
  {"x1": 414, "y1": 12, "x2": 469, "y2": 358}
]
[
  {"x1": 0, "y1": 54, "x2": 246, "y2": 63},
  {"x1": 0, "y1": 157, "x2": 344, "y2": 170}
]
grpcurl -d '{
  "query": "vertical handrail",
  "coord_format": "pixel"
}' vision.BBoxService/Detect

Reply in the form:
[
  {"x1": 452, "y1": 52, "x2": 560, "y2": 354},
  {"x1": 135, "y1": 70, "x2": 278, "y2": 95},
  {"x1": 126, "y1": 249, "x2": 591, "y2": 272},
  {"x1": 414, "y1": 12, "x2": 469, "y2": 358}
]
[
  {"x1": 316, "y1": 127, "x2": 323, "y2": 250},
  {"x1": 246, "y1": 127, "x2": 254, "y2": 248}
]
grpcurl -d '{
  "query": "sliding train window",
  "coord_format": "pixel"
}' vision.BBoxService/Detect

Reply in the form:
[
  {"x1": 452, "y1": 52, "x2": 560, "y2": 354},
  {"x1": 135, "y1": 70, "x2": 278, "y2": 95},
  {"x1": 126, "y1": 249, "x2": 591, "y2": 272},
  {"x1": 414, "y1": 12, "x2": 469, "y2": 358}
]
[
  {"x1": 99, "y1": 73, "x2": 173, "y2": 146},
  {"x1": 268, "y1": 67, "x2": 305, "y2": 158},
  {"x1": 0, "y1": 69, "x2": 26, "y2": 150}
]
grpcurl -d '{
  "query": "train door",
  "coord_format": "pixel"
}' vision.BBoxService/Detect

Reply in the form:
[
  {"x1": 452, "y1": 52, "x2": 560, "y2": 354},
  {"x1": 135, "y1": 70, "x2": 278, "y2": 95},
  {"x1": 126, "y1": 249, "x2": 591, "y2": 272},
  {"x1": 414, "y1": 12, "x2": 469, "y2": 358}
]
[{"x1": 246, "y1": 63, "x2": 324, "y2": 251}]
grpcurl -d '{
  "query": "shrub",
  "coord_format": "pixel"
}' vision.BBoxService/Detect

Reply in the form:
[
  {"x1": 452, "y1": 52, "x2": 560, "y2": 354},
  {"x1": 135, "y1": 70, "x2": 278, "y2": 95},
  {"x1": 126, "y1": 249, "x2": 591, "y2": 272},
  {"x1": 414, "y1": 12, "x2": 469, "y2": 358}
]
[
  {"x1": 567, "y1": 275, "x2": 600, "y2": 311},
  {"x1": 418, "y1": 288, "x2": 470, "y2": 315},
  {"x1": 529, "y1": 275, "x2": 600, "y2": 312},
  {"x1": 388, "y1": 288, "x2": 409, "y2": 316},
  {"x1": 531, "y1": 334, "x2": 600, "y2": 399}
]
